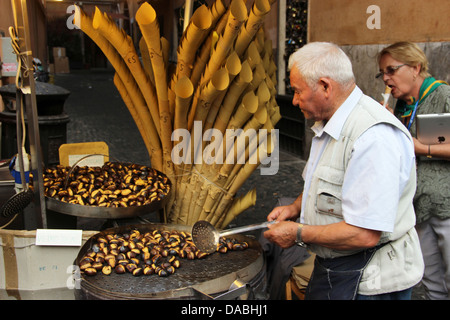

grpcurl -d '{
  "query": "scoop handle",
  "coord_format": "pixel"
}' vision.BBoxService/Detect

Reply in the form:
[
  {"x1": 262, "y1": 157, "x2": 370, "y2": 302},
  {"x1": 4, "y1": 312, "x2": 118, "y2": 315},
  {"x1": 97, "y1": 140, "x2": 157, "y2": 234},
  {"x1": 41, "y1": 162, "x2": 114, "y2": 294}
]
[{"x1": 219, "y1": 221, "x2": 276, "y2": 238}]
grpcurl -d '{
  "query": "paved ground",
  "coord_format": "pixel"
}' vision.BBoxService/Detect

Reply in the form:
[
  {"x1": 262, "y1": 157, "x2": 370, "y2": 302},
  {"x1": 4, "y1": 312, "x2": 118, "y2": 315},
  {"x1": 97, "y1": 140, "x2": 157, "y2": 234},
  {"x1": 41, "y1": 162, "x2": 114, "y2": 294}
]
[{"x1": 53, "y1": 69, "x2": 426, "y2": 300}]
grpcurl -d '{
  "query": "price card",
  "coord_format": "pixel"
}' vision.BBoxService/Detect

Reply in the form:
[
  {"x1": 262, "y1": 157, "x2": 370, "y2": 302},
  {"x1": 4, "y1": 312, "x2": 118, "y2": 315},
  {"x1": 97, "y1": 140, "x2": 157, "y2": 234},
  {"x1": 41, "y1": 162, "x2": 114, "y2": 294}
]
[
  {"x1": 68, "y1": 154, "x2": 104, "y2": 167},
  {"x1": 35, "y1": 229, "x2": 83, "y2": 246}
]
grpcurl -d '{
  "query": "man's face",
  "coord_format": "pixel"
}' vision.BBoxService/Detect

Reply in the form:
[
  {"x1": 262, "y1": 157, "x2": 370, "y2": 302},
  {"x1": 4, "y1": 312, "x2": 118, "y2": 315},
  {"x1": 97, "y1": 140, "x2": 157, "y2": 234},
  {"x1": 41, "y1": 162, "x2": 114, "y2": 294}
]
[{"x1": 290, "y1": 67, "x2": 329, "y2": 122}]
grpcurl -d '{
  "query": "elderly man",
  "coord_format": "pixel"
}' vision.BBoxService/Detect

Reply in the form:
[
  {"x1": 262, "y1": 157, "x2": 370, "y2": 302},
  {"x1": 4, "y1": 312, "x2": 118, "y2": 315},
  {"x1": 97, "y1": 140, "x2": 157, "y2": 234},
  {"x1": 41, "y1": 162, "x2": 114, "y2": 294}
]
[{"x1": 264, "y1": 42, "x2": 424, "y2": 300}]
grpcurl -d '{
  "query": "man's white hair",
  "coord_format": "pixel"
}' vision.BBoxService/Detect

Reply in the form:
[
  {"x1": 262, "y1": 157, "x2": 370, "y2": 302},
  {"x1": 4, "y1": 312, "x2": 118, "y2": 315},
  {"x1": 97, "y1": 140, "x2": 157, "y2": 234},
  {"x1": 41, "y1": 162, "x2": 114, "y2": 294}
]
[{"x1": 288, "y1": 42, "x2": 355, "y2": 90}]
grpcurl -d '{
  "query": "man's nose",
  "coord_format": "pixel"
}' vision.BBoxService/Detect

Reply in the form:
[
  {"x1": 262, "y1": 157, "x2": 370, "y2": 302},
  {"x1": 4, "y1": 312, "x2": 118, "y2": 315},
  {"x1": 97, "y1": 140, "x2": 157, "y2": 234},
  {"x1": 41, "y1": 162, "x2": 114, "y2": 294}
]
[{"x1": 292, "y1": 95, "x2": 299, "y2": 106}]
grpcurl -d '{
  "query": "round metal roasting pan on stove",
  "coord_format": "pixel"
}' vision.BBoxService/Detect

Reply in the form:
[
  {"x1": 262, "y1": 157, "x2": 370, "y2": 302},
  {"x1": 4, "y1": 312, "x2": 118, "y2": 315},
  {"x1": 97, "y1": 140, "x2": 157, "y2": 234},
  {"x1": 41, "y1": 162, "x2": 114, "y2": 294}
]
[
  {"x1": 45, "y1": 167, "x2": 171, "y2": 219},
  {"x1": 46, "y1": 194, "x2": 168, "y2": 219},
  {"x1": 74, "y1": 223, "x2": 266, "y2": 300}
]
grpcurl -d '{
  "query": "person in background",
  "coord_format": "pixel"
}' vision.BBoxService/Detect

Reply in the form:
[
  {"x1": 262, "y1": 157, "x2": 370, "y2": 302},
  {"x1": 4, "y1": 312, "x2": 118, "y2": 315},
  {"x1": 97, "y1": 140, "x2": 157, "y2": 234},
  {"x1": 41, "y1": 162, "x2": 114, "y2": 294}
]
[
  {"x1": 378, "y1": 42, "x2": 450, "y2": 300},
  {"x1": 264, "y1": 42, "x2": 424, "y2": 300}
]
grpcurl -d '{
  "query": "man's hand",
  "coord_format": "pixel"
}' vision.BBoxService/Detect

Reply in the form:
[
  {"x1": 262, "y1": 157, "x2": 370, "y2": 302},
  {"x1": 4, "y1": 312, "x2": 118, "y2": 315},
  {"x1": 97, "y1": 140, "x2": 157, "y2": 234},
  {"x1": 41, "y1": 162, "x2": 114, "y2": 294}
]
[
  {"x1": 263, "y1": 221, "x2": 299, "y2": 248},
  {"x1": 267, "y1": 204, "x2": 299, "y2": 222}
]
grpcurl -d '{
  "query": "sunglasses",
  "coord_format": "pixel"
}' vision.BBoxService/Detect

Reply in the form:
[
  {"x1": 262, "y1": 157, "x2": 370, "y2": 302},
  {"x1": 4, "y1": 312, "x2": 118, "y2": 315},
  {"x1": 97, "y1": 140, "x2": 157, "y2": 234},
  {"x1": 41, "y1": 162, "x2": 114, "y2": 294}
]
[{"x1": 376, "y1": 64, "x2": 408, "y2": 79}]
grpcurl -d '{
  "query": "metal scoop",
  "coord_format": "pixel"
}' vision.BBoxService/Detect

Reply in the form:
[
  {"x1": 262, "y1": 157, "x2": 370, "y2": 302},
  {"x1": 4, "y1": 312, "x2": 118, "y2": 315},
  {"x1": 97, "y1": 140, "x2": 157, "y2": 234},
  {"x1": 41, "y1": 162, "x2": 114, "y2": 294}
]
[
  {"x1": 1, "y1": 188, "x2": 34, "y2": 218},
  {"x1": 192, "y1": 220, "x2": 276, "y2": 254}
]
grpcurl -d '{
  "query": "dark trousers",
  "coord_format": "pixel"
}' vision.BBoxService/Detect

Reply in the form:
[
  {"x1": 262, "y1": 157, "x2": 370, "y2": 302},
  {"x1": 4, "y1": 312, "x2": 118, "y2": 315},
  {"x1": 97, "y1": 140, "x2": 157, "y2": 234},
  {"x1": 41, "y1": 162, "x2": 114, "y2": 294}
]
[{"x1": 305, "y1": 248, "x2": 377, "y2": 300}]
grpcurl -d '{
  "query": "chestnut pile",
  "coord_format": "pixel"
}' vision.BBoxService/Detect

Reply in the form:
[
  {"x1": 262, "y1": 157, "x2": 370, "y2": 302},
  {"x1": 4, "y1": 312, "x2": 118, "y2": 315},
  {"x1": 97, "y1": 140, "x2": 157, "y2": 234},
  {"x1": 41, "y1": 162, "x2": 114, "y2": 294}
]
[
  {"x1": 32, "y1": 162, "x2": 171, "y2": 208},
  {"x1": 79, "y1": 229, "x2": 249, "y2": 277}
]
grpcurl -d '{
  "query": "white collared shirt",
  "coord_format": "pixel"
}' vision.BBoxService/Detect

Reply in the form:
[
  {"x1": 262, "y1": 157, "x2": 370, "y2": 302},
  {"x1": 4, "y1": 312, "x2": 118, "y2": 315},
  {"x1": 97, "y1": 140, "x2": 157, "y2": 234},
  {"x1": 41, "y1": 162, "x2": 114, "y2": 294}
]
[{"x1": 301, "y1": 86, "x2": 415, "y2": 232}]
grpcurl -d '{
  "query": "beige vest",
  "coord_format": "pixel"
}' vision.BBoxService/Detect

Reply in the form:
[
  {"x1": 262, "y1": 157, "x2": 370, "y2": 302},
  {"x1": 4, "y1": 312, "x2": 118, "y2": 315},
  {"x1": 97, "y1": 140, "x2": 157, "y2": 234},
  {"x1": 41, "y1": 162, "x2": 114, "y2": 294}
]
[{"x1": 304, "y1": 95, "x2": 424, "y2": 294}]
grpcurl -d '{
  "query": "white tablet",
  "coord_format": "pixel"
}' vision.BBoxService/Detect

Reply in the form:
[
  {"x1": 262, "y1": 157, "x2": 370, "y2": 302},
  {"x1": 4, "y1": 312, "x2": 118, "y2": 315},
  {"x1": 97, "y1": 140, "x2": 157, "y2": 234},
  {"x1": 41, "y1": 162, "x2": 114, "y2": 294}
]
[{"x1": 416, "y1": 113, "x2": 450, "y2": 145}]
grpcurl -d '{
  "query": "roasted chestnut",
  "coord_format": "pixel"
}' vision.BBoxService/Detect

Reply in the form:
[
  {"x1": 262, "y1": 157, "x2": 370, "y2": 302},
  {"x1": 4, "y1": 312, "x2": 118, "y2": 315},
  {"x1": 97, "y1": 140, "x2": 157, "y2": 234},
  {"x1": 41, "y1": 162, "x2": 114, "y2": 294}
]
[
  {"x1": 157, "y1": 268, "x2": 168, "y2": 277},
  {"x1": 116, "y1": 253, "x2": 127, "y2": 261},
  {"x1": 196, "y1": 251, "x2": 208, "y2": 259},
  {"x1": 79, "y1": 261, "x2": 92, "y2": 271},
  {"x1": 132, "y1": 267, "x2": 143, "y2": 276},
  {"x1": 115, "y1": 264, "x2": 126, "y2": 274},
  {"x1": 166, "y1": 266, "x2": 175, "y2": 275},
  {"x1": 102, "y1": 265, "x2": 112, "y2": 275},
  {"x1": 126, "y1": 263, "x2": 137, "y2": 273},
  {"x1": 218, "y1": 245, "x2": 228, "y2": 254},
  {"x1": 141, "y1": 252, "x2": 151, "y2": 261},
  {"x1": 143, "y1": 266, "x2": 154, "y2": 275},
  {"x1": 172, "y1": 259, "x2": 181, "y2": 269},
  {"x1": 107, "y1": 258, "x2": 116, "y2": 268},
  {"x1": 186, "y1": 251, "x2": 195, "y2": 260},
  {"x1": 92, "y1": 262, "x2": 103, "y2": 270},
  {"x1": 117, "y1": 259, "x2": 128, "y2": 266},
  {"x1": 84, "y1": 267, "x2": 97, "y2": 276}
]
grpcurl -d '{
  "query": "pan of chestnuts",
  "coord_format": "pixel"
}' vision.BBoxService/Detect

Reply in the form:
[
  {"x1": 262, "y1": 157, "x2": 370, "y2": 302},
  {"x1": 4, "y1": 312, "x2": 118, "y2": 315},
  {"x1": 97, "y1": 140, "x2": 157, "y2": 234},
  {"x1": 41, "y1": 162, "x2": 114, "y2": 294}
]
[
  {"x1": 30, "y1": 161, "x2": 171, "y2": 219},
  {"x1": 74, "y1": 223, "x2": 265, "y2": 300}
]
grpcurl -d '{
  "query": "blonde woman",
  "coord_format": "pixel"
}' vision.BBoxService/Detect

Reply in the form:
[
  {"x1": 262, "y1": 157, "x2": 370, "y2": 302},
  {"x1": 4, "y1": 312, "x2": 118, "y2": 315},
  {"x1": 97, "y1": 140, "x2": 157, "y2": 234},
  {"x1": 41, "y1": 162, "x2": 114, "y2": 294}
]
[{"x1": 378, "y1": 42, "x2": 450, "y2": 300}]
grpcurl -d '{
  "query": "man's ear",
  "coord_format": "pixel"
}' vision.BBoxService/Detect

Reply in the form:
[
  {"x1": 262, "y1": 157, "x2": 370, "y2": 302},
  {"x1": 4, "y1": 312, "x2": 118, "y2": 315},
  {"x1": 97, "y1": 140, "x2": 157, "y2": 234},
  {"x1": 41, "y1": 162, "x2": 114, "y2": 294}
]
[{"x1": 319, "y1": 78, "x2": 332, "y2": 96}]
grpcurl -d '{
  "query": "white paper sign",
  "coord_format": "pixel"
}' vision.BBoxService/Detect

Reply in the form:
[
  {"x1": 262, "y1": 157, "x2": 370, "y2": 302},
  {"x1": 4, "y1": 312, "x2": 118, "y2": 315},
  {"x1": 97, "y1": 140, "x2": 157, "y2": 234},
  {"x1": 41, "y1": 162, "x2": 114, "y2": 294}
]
[
  {"x1": 35, "y1": 229, "x2": 83, "y2": 247},
  {"x1": 68, "y1": 154, "x2": 104, "y2": 167}
]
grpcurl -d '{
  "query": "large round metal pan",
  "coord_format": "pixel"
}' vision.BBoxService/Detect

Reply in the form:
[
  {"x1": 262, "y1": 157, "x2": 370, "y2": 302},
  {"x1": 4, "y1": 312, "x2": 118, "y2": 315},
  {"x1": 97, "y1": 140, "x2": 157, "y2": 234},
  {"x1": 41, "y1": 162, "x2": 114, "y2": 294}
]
[
  {"x1": 45, "y1": 167, "x2": 171, "y2": 219},
  {"x1": 46, "y1": 192, "x2": 168, "y2": 219},
  {"x1": 74, "y1": 223, "x2": 265, "y2": 300}
]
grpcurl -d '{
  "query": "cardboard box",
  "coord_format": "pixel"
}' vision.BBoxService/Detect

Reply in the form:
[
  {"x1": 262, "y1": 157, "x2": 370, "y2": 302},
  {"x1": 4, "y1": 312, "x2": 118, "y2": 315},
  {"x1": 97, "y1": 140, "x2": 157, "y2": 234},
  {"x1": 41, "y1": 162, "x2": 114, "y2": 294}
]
[
  {"x1": 0, "y1": 228, "x2": 97, "y2": 300},
  {"x1": 52, "y1": 47, "x2": 66, "y2": 58},
  {"x1": 54, "y1": 56, "x2": 69, "y2": 74}
]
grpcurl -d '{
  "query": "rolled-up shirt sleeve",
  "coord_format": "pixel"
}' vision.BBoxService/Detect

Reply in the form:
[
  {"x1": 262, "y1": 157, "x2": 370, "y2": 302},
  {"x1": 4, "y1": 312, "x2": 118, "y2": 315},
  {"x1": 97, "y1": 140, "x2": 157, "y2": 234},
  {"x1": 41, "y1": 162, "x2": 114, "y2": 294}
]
[{"x1": 341, "y1": 123, "x2": 415, "y2": 233}]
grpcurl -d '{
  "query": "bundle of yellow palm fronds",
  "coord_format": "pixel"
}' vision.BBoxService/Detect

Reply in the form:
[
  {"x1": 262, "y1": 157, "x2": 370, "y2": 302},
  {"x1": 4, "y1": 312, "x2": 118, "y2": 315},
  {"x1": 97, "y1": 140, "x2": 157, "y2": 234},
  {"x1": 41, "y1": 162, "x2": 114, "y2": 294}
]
[{"x1": 74, "y1": 0, "x2": 280, "y2": 228}]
